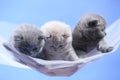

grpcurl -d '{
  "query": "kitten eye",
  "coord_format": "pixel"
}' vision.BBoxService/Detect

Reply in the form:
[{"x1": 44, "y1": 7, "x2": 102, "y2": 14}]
[
  {"x1": 38, "y1": 36, "x2": 44, "y2": 40},
  {"x1": 88, "y1": 20, "x2": 98, "y2": 27},
  {"x1": 46, "y1": 34, "x2": 52, "y2": 39},
  {"x1": 62, "y1": 34, "x2": 69, "y2": 38},
  {"x1": 14, "y1": 36, "x2": 23, "y2": 41},
  {"x1": 59, "y1": 45, "x2": 63, "y2": 48}
]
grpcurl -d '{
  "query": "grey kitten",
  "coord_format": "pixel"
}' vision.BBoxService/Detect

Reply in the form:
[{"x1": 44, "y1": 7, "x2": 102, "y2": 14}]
[
  {"x1": 10, "y1": 24, "x2": 45, "y2": 58},
  {"x1": 41, "y1": 21, "x2": 79, "y2": 61},
  {"x1": 72, "y1": 14, "x2": 113, "y2": 56}
]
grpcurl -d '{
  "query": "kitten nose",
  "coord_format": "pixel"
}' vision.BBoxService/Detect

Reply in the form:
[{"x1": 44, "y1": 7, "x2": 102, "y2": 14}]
[
  {"x1": 53, "y1": 47, "x2": 57, "y2": 51},
  {"x1": 105, "y1": 32, "x2": 106, "y2": 35},
  {"x1": 97, "y1": 31, "x2": 106, "y2": 39},
  {"x1": 27, "y1": 46, "x2": 33, "y2": 51},
  {"x1": 53, "y1": 36, "x2": 61, "y2": 42}
]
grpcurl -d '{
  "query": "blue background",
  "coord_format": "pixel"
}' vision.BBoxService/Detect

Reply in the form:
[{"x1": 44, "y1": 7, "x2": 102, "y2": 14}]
[{"x1": 0, "y1": 0, "x2": 120, "y2": 80}]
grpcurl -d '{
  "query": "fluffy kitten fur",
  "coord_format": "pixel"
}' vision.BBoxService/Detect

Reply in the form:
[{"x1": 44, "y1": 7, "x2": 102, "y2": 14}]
[
  {"x1": 40, "y1": 21, "x2": 79, "y2": 61},
  {"x1": 72, "y1": 14, "x2": 113, "y2": 56},
  {"x1": 10, "y1": 24, "x2": 45, "y2": 58}
]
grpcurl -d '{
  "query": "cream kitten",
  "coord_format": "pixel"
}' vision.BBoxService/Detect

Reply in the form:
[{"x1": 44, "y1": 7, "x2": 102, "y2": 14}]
[{"x1": 41, "y1": 21, "x2": 79, "y2": 61}]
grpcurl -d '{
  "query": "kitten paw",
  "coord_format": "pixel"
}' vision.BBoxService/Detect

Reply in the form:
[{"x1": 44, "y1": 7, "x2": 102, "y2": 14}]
[{"x1": 97, "y1": 46, "x2": 114, "y2": 53}]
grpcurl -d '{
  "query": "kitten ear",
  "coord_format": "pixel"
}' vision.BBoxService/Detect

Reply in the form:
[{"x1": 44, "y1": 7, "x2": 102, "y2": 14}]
[
  {"x1": 14, "y1": 35, "x2": 23, "y2": 42},
  {"x1": 88, "y1": 20, "x2": 98, "y2": 27}
]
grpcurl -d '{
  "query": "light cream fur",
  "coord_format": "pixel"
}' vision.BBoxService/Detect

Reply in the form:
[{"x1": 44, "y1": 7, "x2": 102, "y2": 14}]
[{"x1": 40, "y1": 21, "x2": 79, "y2": 61}]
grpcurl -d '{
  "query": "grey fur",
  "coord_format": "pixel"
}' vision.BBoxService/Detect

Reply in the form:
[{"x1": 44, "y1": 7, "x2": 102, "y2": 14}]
[
  {"x1": 41, "y1": 21, "x2": 79, "y2": 61},
  {"x1": 10, "y1": 24, "x2": 45, "y2": 58},
  {"x1": 72, "y1": 14, "x2": 113, "y2": 56}
]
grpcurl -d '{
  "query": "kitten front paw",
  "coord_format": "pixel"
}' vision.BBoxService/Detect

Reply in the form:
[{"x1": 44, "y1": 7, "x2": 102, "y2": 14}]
[{"x1": 97, "y1": 46, "x2": 114, "y2": 53}]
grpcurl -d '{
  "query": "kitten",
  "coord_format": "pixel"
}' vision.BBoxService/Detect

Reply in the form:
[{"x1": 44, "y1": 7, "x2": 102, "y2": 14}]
[
  {"x1": 40, "y1": 21, "x2": 79, "y2": 61},
  {"x1": 72, "y1": 14, "x2": 113, "y2": 56},
  {"x1": 10, "y1": 24, "x2": 45, "y2": 58}
]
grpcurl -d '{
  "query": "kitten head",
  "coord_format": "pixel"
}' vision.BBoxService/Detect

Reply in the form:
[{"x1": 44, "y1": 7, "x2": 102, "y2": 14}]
[
  {"x1": 77, "y1": 14, "x2": 106, "y2": 41},
  {"x1": 41, "y1": 21, "x2": 72, "y2": 53},
  {"x1": 10, "y1": 24, "x2": 45, "y2": 57}
]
